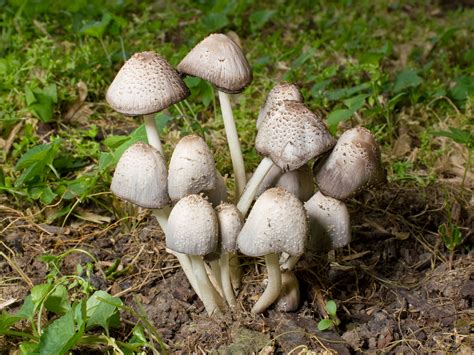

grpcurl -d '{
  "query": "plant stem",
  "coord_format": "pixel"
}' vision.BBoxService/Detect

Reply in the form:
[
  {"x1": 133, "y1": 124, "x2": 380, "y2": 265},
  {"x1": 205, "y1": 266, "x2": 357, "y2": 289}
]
[
  {"x1": 220, "y1": 252, "x2": 237, "y2": 308},
  {"x1": 236, "y1": 157, "x2": 274, "y2": 216},
  {"x1": 251, "y1": 253, "x2": 282, "y2": 314},
  {"x1": 218, "y1": 91, "x2": 246, "y2": 199},
  {"x1": 143, "y1": 113, "x2": 163, "y2": 154}
]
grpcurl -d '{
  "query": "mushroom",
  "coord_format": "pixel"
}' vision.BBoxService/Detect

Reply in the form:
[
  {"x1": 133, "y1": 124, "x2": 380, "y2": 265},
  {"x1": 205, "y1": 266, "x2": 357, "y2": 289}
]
[
  {"x1": 110, "y1": 142, "x2": 202, "y2": 300},
  {"x1": 275, "y1": 271, "x2": 301, "y2": 312},
  {"x1": 178, "y1": 33, "x2": 252, "y2": 198},
  {"x1": 256, "y1": 164, "x2": 314, "y2": 202},
  {"x1": 215, "y1": 203, "x2": 244, "y2": 307},
  {"x1": 237, "y1": 101, "x2": 335, "y2": 216},
  {"x1": 237, "y1": 187, "x2": 308, "y2": 313},
  {"x1": 256, "y1": 82, "x2": 303, "y2": 130},
  {"x1": 106, "y1": 51, "x2": 189, "y2": 154},
  {"x1": 305, "y1": 191, "x2": 351, "y2": 252},
  {"x1": 167, "y1": 135, "x2": 218, "y2": 201},
  {"x1": 314, "y1": 127, "x2": 385, "y2": 200},
  {"x1": 166, "y1": 194, "x2": 223, "y2": 315}
]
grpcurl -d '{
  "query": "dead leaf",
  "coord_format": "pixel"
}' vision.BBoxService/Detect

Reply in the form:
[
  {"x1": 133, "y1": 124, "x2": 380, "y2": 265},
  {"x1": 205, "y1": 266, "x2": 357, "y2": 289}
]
[
  {"x1": 74, "y1": 208, "x2": 111, "y2": 224},
  {"x1": 64, "y1": 81, "x2": 89, "y2": 122},
  {"x1": 392, "y1": 133, "x2": 412, "y2": 157}
]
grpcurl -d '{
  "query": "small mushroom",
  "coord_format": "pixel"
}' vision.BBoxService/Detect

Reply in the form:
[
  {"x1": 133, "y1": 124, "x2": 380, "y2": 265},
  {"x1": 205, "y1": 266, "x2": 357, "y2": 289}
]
[
  {"x1": 178, "y1": 33, "x2": 252, "y2": 197},
  {"x1": 314, "y1": 127, "x2": 385, "y2": 200},
  {"x1": 237, "y1": 187, "x2": 308, "y2": 313},
  {"x1": 107, "y1": 51, "x2": 189, "y2": 154},
  {"x1": 237, "y1": 101, "x2": 335, "y2": 216},
  {"x1": 166, "y1": 194, "x2": 223, "y2": 315}
]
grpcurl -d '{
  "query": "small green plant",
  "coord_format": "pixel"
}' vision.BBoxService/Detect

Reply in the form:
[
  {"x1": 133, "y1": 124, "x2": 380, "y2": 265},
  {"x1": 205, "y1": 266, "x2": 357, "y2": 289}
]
[
  {"x1": 0, "y1": 249, "x2": 165, "y2": 354},
  {"x1": 317, "y1": 300, "x2": 340, "y2": 331},
  {"x1": 438, "y1": 222, "x2": 463, "y2": 252}
]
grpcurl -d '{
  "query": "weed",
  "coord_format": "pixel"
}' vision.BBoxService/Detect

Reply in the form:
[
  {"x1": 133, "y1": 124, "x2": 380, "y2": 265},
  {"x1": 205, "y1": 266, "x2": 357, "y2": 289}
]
[{"x1": 317, "y1": 300, "x2": 340, "y2": 331}]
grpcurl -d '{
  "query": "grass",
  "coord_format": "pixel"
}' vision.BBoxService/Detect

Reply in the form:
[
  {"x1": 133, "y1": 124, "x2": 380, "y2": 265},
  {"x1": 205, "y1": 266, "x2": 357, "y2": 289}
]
[{"x1": 0, "y1": 0, "x2": 473, "y2": 352}]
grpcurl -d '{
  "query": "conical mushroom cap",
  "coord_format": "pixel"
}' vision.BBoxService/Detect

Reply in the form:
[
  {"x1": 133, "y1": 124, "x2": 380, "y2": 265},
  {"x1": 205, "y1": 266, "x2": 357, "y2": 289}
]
[
  {"x1": 257, "y1": 83, "x2": 303, "y2": 129},
  {"x1": 166, "y1": 194, "x2": 218, "y2": 255},
  {"x1": 177, "y1": 33, "x2": 252, "y2": 94},
  {"x1": 168, "y1": 135, "x2": 217, "y2": 201},
  {"x1": 216, "y1": 203, "x2": 244, "y2": 253},
  {"x1": 256, "y1": 164, "x2": 314, "y2": 202},
  {"x1": 106, "y1": 51, "x2": 190, "y2": 116},
  {"x1": 314, "y1": 127, "x2": 385, "y2": 200},
  {"x1": 256, "y1": 101, "x2": 336, "y2": 172},
  {"x1": 205, "y1": 172, "x2": 228, "y2": 207},
  {"x1": 111, "y1": 142, "x2": 169, "y2": 208},
  {"x1": 237, "y1": 187, "x2": 308, "y2": 257},
  {"x1": 305, "y1": 191, "x2": 351, "y2": 252}
]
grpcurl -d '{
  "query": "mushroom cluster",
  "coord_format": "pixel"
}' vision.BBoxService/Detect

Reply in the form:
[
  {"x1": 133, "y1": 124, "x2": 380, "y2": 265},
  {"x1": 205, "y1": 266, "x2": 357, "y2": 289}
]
[{"x1": 106, "y1": 33, "x2": 385, "y2": 315}]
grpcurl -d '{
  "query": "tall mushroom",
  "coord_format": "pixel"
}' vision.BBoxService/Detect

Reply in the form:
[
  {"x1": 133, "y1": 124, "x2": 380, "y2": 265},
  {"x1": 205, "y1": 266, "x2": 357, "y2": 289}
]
[
  {"x1": 106, "y1": 51, "x2": 190, "y2": 154},
  {"x1": 166, "y1": 194, "x2": 223, "y2": 315},
  {"x1": 237, "y1": 101, "x2": 335, "y2": 216},
  {"x1": 237, "y1": 187, "x2": 308, "y2": 313},
  {"x1": 177, "y1": 33, "x2": 252, "y2": 198}
]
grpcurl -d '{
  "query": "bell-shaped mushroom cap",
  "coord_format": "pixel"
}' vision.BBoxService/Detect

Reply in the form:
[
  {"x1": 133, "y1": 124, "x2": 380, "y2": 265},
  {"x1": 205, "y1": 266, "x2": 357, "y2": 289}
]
[
  {"x1": 111, "y1": 142, "x2": 169, "y2": 209},
  {"x1": 177, "y1": 33, "x2": 252, "y2": 94},
  {"x1": 205, "y1": 172, "x2": 228, "y2": 207},
  {"x1": 257, "y1": 83, "x2": 303, "y2": 130},
  {"x1": 166, "y1": 194, "x2": 218, "y2": 255},
  {"x1": 237, "y1": 187, "x2": 308, "y2": 257},
  {"x1": 305, "y1": 191, "x2": 351, "y2": 252},
  {"x1": 106, "y1": 51, "x2": 190, "y2": 116},
  {"x1": 168, "y1": 135, "x2": 217, "y2": 201},
  {"x1": 314, "y1": 127, "x2": 385, "y2": 200},
  {"x1": 256, "y1": 101, "x2": 336, "y2": 172},
  {"x1": 216, "y1": 203, "x2": 244, "y2": 253},
  {"x1": 256, "y1": 164, "x2": 314, "y2": 202}
]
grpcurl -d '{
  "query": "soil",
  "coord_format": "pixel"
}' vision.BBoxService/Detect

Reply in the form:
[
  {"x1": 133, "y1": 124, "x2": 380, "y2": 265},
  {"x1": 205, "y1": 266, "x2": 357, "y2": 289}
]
[{"x1": 0, "y1": 184, "x2": 473, "y2": 353}]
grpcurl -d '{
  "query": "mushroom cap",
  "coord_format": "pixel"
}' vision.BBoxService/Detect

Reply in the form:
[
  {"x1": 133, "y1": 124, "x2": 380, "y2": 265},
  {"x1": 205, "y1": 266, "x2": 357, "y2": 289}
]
[
  {"x1": 111, "y1": 142, "x2": 169, "y2": 209},
  {"x1": 256, "y1": 101, "x2": 336, "y2": 172},
  {"x1": 257, "y1": 82, "x2": 303, "y2": 129},
  {"x1": 177, "y1": 33, "x2": 252, "y2": 94},
  {"x1": 166, "y1": 194, "x2": 218, "y2": 255},
  {"x1": 314, "y1": 127, "x2": 385, "y2": 200},
  {"x1": 106, "y1": 51, "x2": 190, "y2": 116},
  {"x1": 304, "y1": 191, "x2": 351, "y2": 252},
  {"x1": 216, "y1": 203, "x2": 244, "y2": 253},
  {"x1": 168, "y1": 135, "x2": 217, "y2": 201},
  {"x1": 205, "y1": 172, "x2": 228, "y2": 207},
  {"x1": 237, "y1": 187, "x2": 308, "y2": 257},
  {"x1": 256, "y1": 164, "x2": 314, "y2": 202}
]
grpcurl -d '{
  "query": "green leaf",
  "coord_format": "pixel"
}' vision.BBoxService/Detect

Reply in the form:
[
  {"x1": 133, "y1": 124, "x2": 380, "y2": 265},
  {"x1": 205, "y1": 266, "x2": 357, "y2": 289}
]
[
  {"x1": 202, "y1": 13, "x2": 229, "y2": 32},
  {"x1": 155, "y1": 113, "x2": 173, "y2": 133},
  {"x1": 326, "y1": 82, "x2": 371, "y2": 101},
  {"x1": 249, "y1": 10, "x2": 275, "y2": 31},
  {"x1": 343, "y1": 94, "x2": 368, "y2": 111},
  {"x1": 29, "y1": 185, "x2": 57, "y2": 204},
  {"x1": 44, "y1": 285, "x2": 71, "y2": 315},
  {"x1": 25, "y1": 86, "x2": 36, "y2": 106},
  {"x1": 31, "y1": 283, "x2": 53, "y2": 308},
  {"x1": 38, "y1": 309, "x2": 78, "y2": 355},
  {"x1": 393, "y1": 68, "x2": 423, "y2": 93},
  {"x1": 103, "y1": 135, "x2": 129, "y2": 148},
  {"x1": 450, "y1": 76, "x2": 474, "y2": 103},
  {"x1": 0, "y1": 312, "x2": 23, "y2": 332},
  {"x1": 432, "y1": 127, "x2": 473, "y2": 148},
  {"x1": 19, "y1": 342, "x2": 39, "y2": 355},
  {"x1": 16, "y1": 295, "x2": 35, "y2": 320},
  {"x1": 86, "y1": 291, "x2": 122, "y2": 331},
  {"x1": 325, "y1": 300, "x2": 337, "y2": 316},
  {"x1": 327, "y1": 109, "x2": 353, "y2": 130},
  {"x1": 80, "y1": 12, "x2": 113, "y2": 38},
  {"x1": 15, "y1": 144, "x2": 51, "y2": 171},
  {"x1": 317, "y1": 319, "x2": 334, "y2": 331}
]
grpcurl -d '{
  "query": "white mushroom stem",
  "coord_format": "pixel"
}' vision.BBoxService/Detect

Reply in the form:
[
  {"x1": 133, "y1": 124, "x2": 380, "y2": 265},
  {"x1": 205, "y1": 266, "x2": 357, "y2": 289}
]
[
  {"x1": 280, "y1": 255, "x2": 301, "y2": 271},
  {"x1": 189, "y1": 255, "x2": 222, "y2": 315},
  {"x1": 218, "y1": 91, "x2": 246, "y2": 199},
  {"x1": 152, "y1": 208, "x2": 202, "y2": 300},
  {"x1": 236, "y1": 157, "x2": 274, "y2": 216},
  {"x1": 219, "y1": 252, "x2": 237, "y2": 307},
  {"x1": 143, "y1": 113, "x2": 163, "y2": 154},
  {"x1": 251, "y1": 253, "x2": 282, "y2": 314},
  {"x1": 209, "y1": 259, "x2": 223, "y2": 294},
  {"x1": 229, "y1": 252, "x2": 242, "y2": 290}
]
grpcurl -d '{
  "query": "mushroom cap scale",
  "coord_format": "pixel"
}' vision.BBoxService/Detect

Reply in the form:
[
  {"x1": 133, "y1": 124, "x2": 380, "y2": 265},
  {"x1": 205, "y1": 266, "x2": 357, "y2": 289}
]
[
  {"x1": 106, "y1": 51, "x2": 190, "y2": 116},
  {"x1": 237, "y1": 187, "x2": 308, "y2": 257},
  {"x1": 314, "y1": 127, "x2": 385, "y2": 200},
  {"x1": 111, "y1": 142, "x2": 169, "y2": 209},
  {"x1": 256, "y1": 101, "x2": 336, "y2": 172},
  {"x1": 168, "y1": 135, "x2": 218, "y2": 201},
  {"x1": 177, "y1": 33, "x2": 252, "y2": 94},
  {"x1": 257, "y1": 82, "x2": 303, "y2": 129},
  {"x1": 305, "y1": 191, "x2": 351, "y2": 251},
  {"x1": 166, "y1": 194, "x2": 218, "y2": 255},
  {"x1": 216, "y1": 203, "x2": 244, "y2": 253}
]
